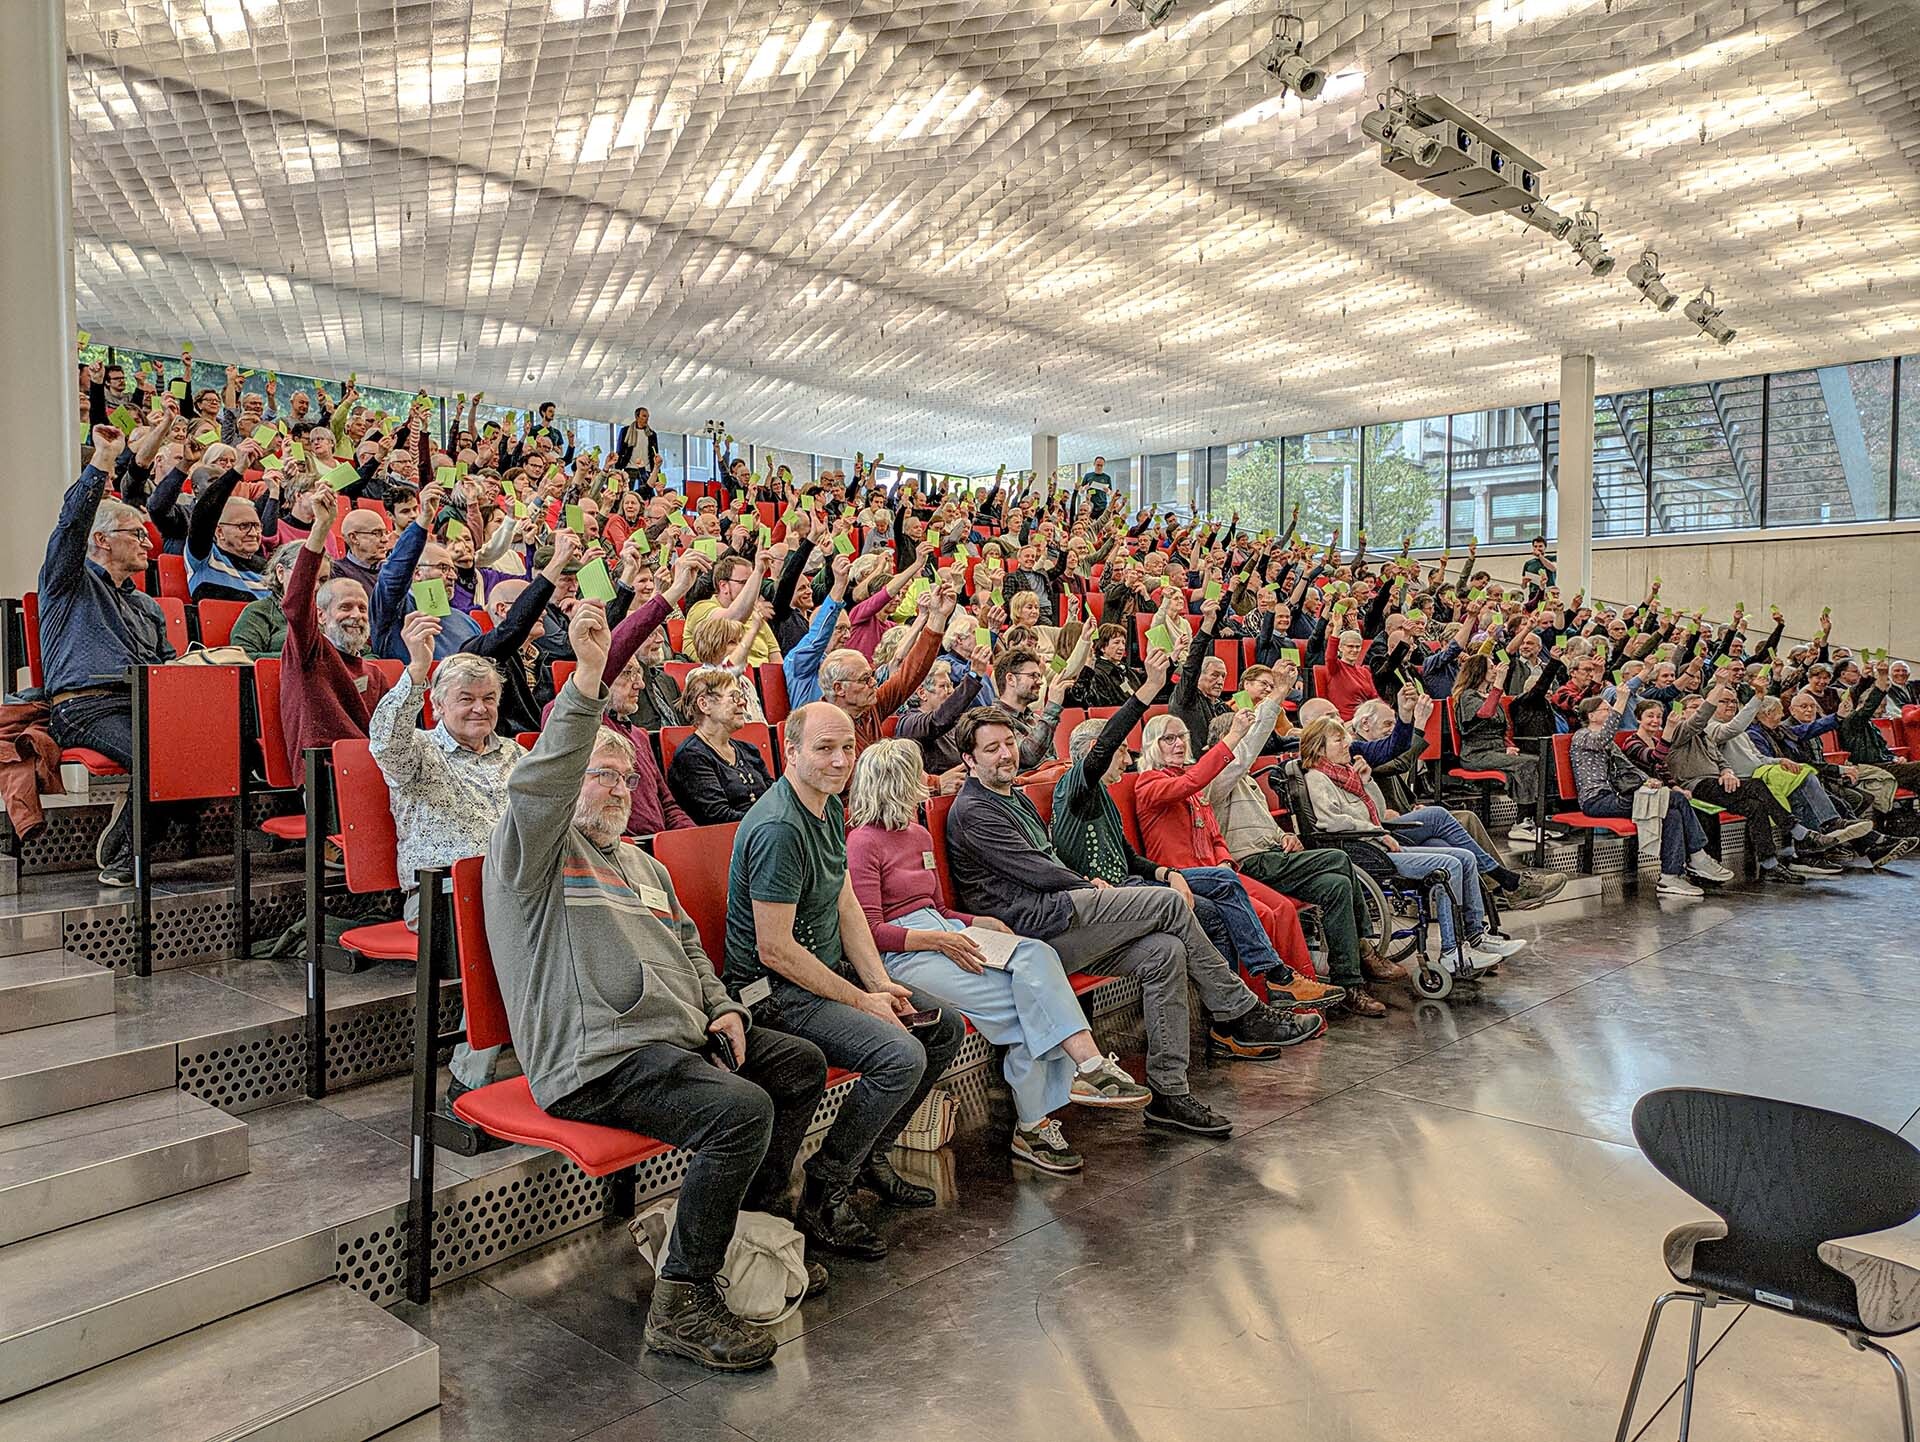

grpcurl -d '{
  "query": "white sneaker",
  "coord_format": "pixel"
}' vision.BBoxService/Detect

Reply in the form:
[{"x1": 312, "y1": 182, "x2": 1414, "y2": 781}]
[
  {"x1": 1472, "y1": 934, "x2": 1529, "y2": 958},
  {"x1": 1657, "y1": 874, "x2": 1705, "y2": 897},
  {"x1": 1508, "y1": 822, "x2": 1542, "y2": 843},
  {"x1": 1687, "y1": 852, "x2": 1734, "y2": 883},
  {"x1": 1462, "y1": 943, "x2": 1508, "y2": 972}
]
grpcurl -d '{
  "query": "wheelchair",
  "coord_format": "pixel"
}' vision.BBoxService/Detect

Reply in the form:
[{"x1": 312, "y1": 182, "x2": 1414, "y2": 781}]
[{"x1": 1278, "y1": 760, "x2": 1492, "y2": 1000}]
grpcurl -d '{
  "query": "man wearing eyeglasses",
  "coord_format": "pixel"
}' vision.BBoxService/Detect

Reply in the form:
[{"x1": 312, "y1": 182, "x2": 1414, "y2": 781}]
[
  {"x1": 488, "y1": 606, "x2": 830, "y2": 1373},
  {"x1": 181, "y1": 438, "x2": 274, "y2": 602},
  {"x1": 371, "y1": 481, "x2": 483, "y2": 661},
  {"x1": 40, "y1": 427, "x2": 178, "y2": 885}
]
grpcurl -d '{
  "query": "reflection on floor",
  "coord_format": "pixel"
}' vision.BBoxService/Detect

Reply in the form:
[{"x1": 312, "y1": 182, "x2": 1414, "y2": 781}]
[{"x1": 382, "y1": 875, "x2": 1920, "y2": 1442}]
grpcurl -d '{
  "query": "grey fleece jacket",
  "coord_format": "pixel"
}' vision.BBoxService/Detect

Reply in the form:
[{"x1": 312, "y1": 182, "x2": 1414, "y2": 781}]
[
  {"x1": 482, "y1": 675, "x2": 749, "y2": 1110},
  {"x1": 1664, "y1": 692, "x2": 1765, "y2": 785}
]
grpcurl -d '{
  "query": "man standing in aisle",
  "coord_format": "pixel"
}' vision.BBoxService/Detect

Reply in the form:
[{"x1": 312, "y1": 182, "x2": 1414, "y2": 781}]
[
  {"x1": 724, "y1": 703, "x2": 967, "y2": 1260},
  {"x1": 1082, "y1": 457, "x2": 1114, "y2": 519}
]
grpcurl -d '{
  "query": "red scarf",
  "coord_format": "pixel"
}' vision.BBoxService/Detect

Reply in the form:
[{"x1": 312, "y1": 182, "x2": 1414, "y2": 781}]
[{"x1": 1315, "y1": 760, "x2": 1381, "y2": 825}]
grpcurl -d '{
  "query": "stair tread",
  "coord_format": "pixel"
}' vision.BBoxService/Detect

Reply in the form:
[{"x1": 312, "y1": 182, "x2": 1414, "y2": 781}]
[
  {"x1": 0, "y1": 951, "x2": 96, "y2": 988},
  {"x1": 0, "y1": 973, "x2": 296, "y2": 1083},
  {"x1": 0, "y1": 1106, "x2": 407, "y2": 1350},
  {"x1": 0, "y1": 1283, "x2": 437, "y2": 1442},
  {"x1": 0, "y1": 1089, "x2": 244, "y2": 1183}
]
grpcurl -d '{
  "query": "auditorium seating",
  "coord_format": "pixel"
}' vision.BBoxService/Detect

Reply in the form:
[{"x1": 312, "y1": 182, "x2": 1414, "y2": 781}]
[{"x1": 1535, "y1": 734, "x2": 1639, "y2": 887}]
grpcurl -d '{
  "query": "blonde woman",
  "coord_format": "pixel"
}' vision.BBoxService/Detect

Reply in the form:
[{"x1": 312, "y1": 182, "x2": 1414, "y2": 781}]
[
  {"x1": 846, "y1": 740, "x2": 1148, "y2": 1176},
  {"x1": 684, "y1": 610, "x2": 767, "y2": 723}
]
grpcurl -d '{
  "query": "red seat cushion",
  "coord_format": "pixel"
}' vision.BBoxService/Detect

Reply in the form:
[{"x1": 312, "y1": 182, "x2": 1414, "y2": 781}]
[
  {"x1": 1448, "y1": 768, "x2": 1509, "y2": 784},
  {"x1": 825, "y1": 1066, "x2": 857, "y2": 1087},
  {"x1": 1549, "y1": 810, "x2": 1636, "y2": 836},
  {"x1": 338, "y1": 919, "x2": 420, "y2": 961},
  {"x1": 453, "y1": 1076, "x2": 672, "y2": 1175},
  {"x1": 61, "y1": 748, "x2": 126, "y2": 776},
  {"x1": 260, "y1": 814, "x2": 307, "y2": 840},
  {"x1": 1069, "y1": 973, "x2": 1115, "y2": 997}
]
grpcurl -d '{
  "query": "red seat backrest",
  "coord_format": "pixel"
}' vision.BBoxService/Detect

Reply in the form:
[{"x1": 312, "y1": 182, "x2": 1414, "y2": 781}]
[
  {"x1": 1211, "y1": 638, "x2": 1241, "y2": 690},
  {"x1": 667, "y1": 616, "x2": 685, "y2": 652},
  {"x1": 450, "y1": 856, "x2": 512, "y2": 1051},
  {"x1": 1085, "y1": 591, "x2": 1104, "y2": 623},
  {"x1": 1312, "y1": 665, "x2": 1331, "y2": 701},
  {"x1": 252, "y1": 657, "x2": 298, "y2": 789},
  {"x1": 470, "y1": 608, "x2": 494, "y2": 633},
  {"x1": 652, "y1": 822, "x2": 739, "y2": 966},
  {"x1": 553, "y1": 660, "x2": 576, "y2": 693},
  {"x1": 663, "y1": 660, "x2": 698, "y2": 689},
  {"x1": 156, "y1": 597, "x2": 190, "y2": 659},
  {"x1": 516, "y1": 731, "x2": 540, "y2": 749},
  {"x1": 157, "y1": 554, "x2": 190, "y2": 601},
  {"x1": 197, "y1": 599, "x2": 249, "y2": 649},
  {"x1": 927, "y1": 793, "x2": 956, "y2": 903},
  {"x1": 1130, "y1": 705, "x2": 1164, "y2": 752},
  {"x1": 1110, "y1": 772, "x2": 1143, "y2": 850},
  {"x1": 22, "y1": 592, "x2": 43, "y2": 689},
  {"x1": 142, "y1": 665, "x2": 243, "y2": 803},
  {"x1": 331, "y1": 738, "x2": 402, "y2": 894},
  {"x1": 1820, "y1": 728, "x2": 1843, "y2": 758},
  {"x1": 757, "y1": 662, "x2": 791, "y2": 726},
  {"x1": 1050, "y1": 707, "x2": 1087, "y2": 768},
  {"x1": 1550, "y1": 732, "x2": 1578, "y2": 803},
  {"x1": 659, "y1": 723, "x2": 772, "y2": 777},
  {"x1": 1419, "y1": 701, "x2": 1444, "y2": 762},
  {"x1": 1021, "y1": 780, "x2": 1056, "y2": 827}
]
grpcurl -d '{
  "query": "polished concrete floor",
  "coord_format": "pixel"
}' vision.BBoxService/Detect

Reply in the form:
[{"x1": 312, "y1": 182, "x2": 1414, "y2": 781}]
[{"x1": 385, "y1": 873, "x2": 1920, "y2": 1442}]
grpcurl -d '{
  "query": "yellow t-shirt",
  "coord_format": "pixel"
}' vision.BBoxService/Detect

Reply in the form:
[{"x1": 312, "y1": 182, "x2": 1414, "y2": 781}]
[{"x1": 684, "y1": 597, "x2": 780, "y2": 667}]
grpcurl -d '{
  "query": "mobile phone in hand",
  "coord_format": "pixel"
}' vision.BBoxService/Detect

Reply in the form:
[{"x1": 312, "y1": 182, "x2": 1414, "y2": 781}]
[
  {"x1": 898, "y1": 1008, "x2": 943, "y2": 1029},
  {"x1": 705, "y1": 1030, "x2": 740, "y2": 1071}
]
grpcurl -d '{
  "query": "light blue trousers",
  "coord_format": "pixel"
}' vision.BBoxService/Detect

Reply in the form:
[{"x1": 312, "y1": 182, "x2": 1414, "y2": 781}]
[{"x1": 880, "y1": 909, "x2": 1091, "y2": 1126}]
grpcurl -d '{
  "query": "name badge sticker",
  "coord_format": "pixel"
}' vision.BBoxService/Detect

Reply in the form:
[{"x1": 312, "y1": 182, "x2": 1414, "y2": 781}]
[
  {"x1": 922, "y1": 851, "x2": 936, "y2": 870},
  {"x1": 740, "y1": 977, "x2": 773, "y2": 1008},
  {"x1": 637, "y1": 882, "x2": 671, "y2": 914}
]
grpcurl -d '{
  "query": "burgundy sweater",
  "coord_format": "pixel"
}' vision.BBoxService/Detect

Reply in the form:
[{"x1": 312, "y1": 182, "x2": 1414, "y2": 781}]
[
  {"x1": 846, "y1": 822, "x2": 972, "y2": 952},
  {"x1": 279, "y1": 544, "x2": 391, "y2": 772}
]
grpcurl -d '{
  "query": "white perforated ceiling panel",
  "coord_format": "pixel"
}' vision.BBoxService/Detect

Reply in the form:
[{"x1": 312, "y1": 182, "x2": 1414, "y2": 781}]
[{"x1": 65, "y1": 0, "x2": 1920, "y2": 469}]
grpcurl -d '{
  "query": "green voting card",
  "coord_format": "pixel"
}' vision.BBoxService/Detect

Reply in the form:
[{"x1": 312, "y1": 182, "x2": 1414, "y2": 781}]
[
  {"x1": 411, "y1": 579, "x2": 451, "y2": 617},
  {"x1": 445, "y1": 519, "x2": 469, "y2": 542},
  {"x1": 252, "y1": 425, "x2": 278, "y2": 447},
  {"x1": 975, "y1": 626, "x2": 992, "y2": 648},
  {"x1": 575, "y1": 559, "x2": 617, "y2": 603},
  {"x1": 436, "y1": 466, "x2": 458, "y2": 488},
  {"x1": 833, "y1": 533, "x2": 855, "y2": 555},
  {"x1": 108, "y1": 406, "x2": 137, "y2": 434},
  {"x1": 322, "y1": 461, "x2": 359, "y2": 491},
  {"x1": 1147, "y1": 625, "x2": 1175, "y2": 654},
  {"x1": 170, "y1": 381, "x2": 188, "y2": 400},
  {"x1": 565, "y1": 504, "x2": 585, "y2": 533},
  {"x1": 693, "y1": 537, "x2": 720, "y2": 560}
]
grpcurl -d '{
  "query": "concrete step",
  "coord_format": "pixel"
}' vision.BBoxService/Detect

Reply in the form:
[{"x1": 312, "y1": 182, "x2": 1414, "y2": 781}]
[
  {"x1": 0, "y1": 1012, "x2": 175, "y2": 1128},
  {"x1": 0, "y1": 1106, "x2": 405, "y2": 1401},
  {"x1": 0, "y1": 1282, "x2": 438, "y2": 1442},
  {"x1": 0, "y1": 1089, "x2": 249, "y2": 1245},
  {"x1": 0, "y1": 950, "x2": 113, "y2": 1034}
]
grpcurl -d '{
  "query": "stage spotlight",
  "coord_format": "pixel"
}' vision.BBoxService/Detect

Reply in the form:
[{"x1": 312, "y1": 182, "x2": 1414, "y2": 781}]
[
  {"x1": 1257, "y1": 15, "x2": 1325, "y2": 99},
  {"x1": 1625, "y1": 250, "x2": 1679, "y2": 312},
  {"x1": 1514, "y1": 201, "x2": 1573, "y2": 239},
  {"x1": 1117, "y1": 0, "x2": 1176, "y2": 26},
  {"x1": 1683, "y1": 287, "x2": 1736, "y2": 345},
  {"x1": 1361, "y1": 99, "x2": 1441, "y2": 167},
  {"x1": 1565, "y1": 209, "x2": 1615, "y2": 276}
]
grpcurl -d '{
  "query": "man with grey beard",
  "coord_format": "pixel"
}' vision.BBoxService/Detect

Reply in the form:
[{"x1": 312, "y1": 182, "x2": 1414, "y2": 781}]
[
  {"x1": 278, "y1": 486, "x2": 391, "y2": 773},
  {"x1": 486, "y1": 606, "x2": 831, "y2": 1373}
]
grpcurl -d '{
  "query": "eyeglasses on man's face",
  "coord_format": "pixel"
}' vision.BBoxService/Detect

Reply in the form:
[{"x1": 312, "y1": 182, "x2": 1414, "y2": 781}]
[{"x1": 583, "y1": 767, "x2": 637, "y2": 791}]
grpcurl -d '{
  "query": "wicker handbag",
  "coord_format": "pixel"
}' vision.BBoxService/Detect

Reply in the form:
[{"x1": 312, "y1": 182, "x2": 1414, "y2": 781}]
[{"x1": 895, "y1": 1086, "x2": 959, "y2": 1152}]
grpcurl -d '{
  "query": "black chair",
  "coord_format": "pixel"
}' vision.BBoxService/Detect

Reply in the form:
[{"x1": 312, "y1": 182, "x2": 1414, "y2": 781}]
[{"x1": 1617, "y1": 1087, "x2": 1920, "y2": 1441}]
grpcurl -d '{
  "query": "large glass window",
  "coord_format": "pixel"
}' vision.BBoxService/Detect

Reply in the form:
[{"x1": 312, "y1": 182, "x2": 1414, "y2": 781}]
[
  {"x1": 1764, "y1": 362, "x2": 1893, "y2": 526},
  {"x1": 759, "y1": 448, "x2": 813, "y2": 486},
  {"x1": 685, "y1": 433, "x2": 716, "y2": 484},
  {"x1": 1143, "y1": 452, "x2": 1195, "y2": 515},
  {"x1": 1592, "y1": 392, "x2": 1649, "y2": 537},
  {"x1": 1648, "y1": 378, "x2": 1764, "y2": 532},
  {"x1": 1900, "y1": 358, "x2": 1920, "y2": 519},
  {"x1": 654, "y1": 432, "x2": 686, "y2": 486},
  {"x1": 1362, "y1": 417, "x2": 1448, "y2": 551},
  {"x1": 1451, "y1": 408, "x2": 1545, "y2": 547},
  {"x1": 1282, "y1": 429, "x2": 1360, "y2": 550},
  {"x1": 1212, "y1": 441, "x2": 1281, "y2": 536}
]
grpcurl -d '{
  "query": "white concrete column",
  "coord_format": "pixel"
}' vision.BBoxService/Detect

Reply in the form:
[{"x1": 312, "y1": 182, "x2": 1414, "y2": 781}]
[
  {"x1": 1556, "y1": 353, "x2": 1596, "y2": 598},
  {"x1": 0, "y1": 0, "x2": 78, "y2": 598},
  {"x1": 1030, "y1": 433, "x2": 1058, "y2": 484}
]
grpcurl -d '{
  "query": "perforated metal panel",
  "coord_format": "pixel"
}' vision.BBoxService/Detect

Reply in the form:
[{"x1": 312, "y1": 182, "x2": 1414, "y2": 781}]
[
  {"x1": 178, "y1": 1020, "x2": 305, "y2": 1111},
  {"x1": 62, "y1": 882, "x2": 303, "y2": 973}
]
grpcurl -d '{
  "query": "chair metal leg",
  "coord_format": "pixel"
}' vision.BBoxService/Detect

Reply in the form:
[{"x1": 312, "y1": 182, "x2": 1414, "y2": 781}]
[
  {"x1": 1615, "y1": 1290, "x2": 1709, "y2": 1442},
  {"x1": 1678, "y1": 1288, "x2": 1707, "y2": 1439},
  {"x1": 1852, "y1": 1336, "x2": 1915, "y2": 1442}
]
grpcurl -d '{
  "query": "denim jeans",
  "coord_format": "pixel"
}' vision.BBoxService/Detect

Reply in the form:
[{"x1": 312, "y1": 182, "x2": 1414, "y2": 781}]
[
  {"x1": 1049, "y1": 883, "x2": 1255, "y2": 1096},
  {"x1": 546, "y1": 1028, "x2": 828, "y2": 1281},
  {"x1": 50, "y1": 694, "x2": 136, "y2": 867},
  {"x1": 1390, "y1": 806, "x2": 1501, "y2": 873},
  {"x1": 1582, "y1": 789, "x2": 1707, "y2": 876},
  {"x1": 880, "y1": 910, "x2": 1088, "y2": 1126},
  {"x1": 1781, "y1": 771, "x2": 1840, "y2": 828},
  {"x1": 759, "y1": 976, "x2": 966, "y2": 1189},
  {"x1": 1384, "y1": 846, "x2": 1484, "y2": 952},
  {"x1": 1177, "y1": 866, "x2": 1281, "y2": 976}
]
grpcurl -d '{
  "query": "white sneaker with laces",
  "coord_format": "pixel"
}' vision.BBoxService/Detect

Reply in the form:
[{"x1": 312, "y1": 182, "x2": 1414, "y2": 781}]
[
  {"x1": 1473, "y1": 934, "x2": 1529, "y2": 958},
  {"x1": 1462, "y1": 943, "x2": 1508, "y2": 972},
  {"x1": 1657, "y1": 874, "x2": 1705, "y2": 897},
  {"x1": 1687, "y1": 852, "x2": 1735, "y2": 883}
]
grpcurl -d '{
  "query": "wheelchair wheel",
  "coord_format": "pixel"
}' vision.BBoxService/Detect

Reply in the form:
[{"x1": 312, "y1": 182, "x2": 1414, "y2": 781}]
[
  {"x1": 1354, "y1": 868, "x2": 1416, "y2": 964},
  {"x1": 1413, "y1": 961, "x2": 1453, "y2": 999}
]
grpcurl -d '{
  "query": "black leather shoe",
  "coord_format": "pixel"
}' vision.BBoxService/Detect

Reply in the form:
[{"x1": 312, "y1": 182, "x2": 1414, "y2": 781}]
[
  {"x1": 859, "y1": 1152, "x2": 935, "y2": 1208},
  {"x1": 797, "y1": 1177, "x2": 888, "y2": 1260}
]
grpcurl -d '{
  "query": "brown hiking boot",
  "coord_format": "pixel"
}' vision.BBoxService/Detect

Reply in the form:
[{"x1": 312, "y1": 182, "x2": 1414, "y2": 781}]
[
  {"x1": 644, "y1": 1277, "x2": 777, "y2": 1371},
  {"x1": 1361, "y1": 948, "x2": 1409, "y2": 983},
  {"x1": 1267, "y1": 971, "x2": 1345, "y2": 1009}
]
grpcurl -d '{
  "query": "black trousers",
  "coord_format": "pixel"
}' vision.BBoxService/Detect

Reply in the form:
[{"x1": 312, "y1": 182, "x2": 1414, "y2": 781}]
[
  {"x1": 548, "y1": 1028, "x2": 827, "y2": 1282},
  {"x1": 1688, "y1": 776, "x2": 1789, "y2": 863}
]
